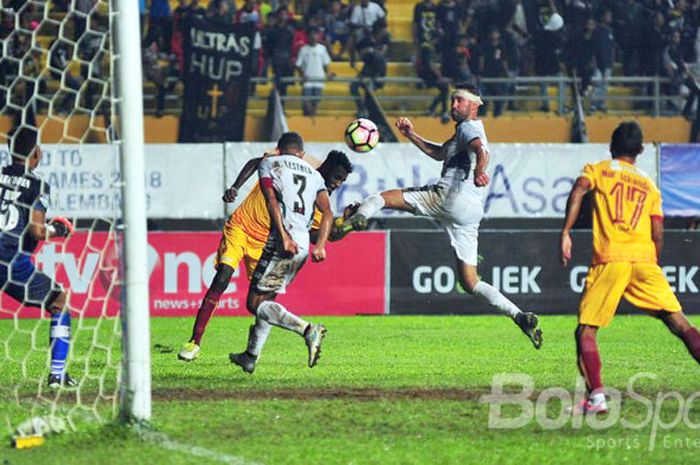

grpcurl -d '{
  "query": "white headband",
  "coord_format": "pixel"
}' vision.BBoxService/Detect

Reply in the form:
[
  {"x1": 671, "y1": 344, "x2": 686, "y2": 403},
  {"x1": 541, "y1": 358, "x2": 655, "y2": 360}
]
[{"x1": 452, "y1": 89, "x2": 484, "y2": 106}]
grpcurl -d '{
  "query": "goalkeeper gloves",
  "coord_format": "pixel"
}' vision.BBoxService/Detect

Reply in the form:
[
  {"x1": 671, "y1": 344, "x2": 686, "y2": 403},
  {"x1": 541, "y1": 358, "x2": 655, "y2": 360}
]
[{"x1": 49, "y1": 217, "x2": 74, "y2": 238}]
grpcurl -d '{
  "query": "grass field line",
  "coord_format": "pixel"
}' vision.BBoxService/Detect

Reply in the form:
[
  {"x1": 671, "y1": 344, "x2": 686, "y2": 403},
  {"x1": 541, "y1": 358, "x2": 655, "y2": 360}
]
[{"x1": 139, "y1": 428, "x2": 266, "y2": 465}]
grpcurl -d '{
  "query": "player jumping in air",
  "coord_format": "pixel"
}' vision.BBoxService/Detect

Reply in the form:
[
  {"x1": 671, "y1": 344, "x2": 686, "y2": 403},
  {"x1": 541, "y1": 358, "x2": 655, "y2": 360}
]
[
  {"x1": 560, "y1": 121, "x2": 700, "y2": 414},
  {"x1": 336, "y1": 82, "x2": 543, "y2": 348},
  {"x1": 1, "y1": 127, "x2": 75, "y2": 387},
  {"x1": 178, "y1": 143, "x2": 353, "y2": 362},
  {"x1": 229, "y1": 131, "x2": 334, "y2": 373}
]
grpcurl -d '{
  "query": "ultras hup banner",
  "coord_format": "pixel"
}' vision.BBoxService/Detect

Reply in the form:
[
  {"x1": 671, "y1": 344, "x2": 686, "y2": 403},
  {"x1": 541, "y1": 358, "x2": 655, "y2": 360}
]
[{"x1": 0, "y1": 231, "x2": 387, "y2": 319}]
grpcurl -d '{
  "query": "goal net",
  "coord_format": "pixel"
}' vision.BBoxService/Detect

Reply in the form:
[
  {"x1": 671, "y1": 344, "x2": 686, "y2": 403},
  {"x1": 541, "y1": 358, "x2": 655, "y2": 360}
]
[{"x1": 1, "y1": 0, "x2": 149, "y2": 440}]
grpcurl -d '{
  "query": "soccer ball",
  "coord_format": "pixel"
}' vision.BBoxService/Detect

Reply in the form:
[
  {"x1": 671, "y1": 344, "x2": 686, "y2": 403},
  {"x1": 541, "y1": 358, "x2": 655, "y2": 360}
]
[{"x1": 344, "y1": 118, "x2": 379, "y2": 153}]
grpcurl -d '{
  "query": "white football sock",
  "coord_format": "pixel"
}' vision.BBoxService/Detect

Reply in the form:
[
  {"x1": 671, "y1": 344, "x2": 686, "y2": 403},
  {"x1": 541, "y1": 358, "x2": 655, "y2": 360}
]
[
  {"x1": 473, "y1": 281, "x2": 522, "y2": 318},
  {"x1": 246, "y1": 318, "x2": 272, "y2": 357},
  {"x1": 356, "y1": 193, "x2": 385, "y2": 219},
  {"x1": 256, "y1": 301, "x2": 308, "y2": 336}
]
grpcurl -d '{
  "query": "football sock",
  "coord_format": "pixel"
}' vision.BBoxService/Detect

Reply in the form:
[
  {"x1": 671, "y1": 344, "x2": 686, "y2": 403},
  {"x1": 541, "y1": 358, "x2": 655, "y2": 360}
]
[
  {"x1": 49, "y1": 311, "x2": 71, "y2": 376},
  {"x1": 246, "y1": 318, "x2": 272, "y2": 357},
  {"x1": 191, "y1": 290, "x2": 222, "y2": 345},
  {"x1": 579, "y1": 333, "x2": 603, "y2": 393},
  {"x1": 681, "y1": 327, "x2": 700, "y2": 364},
  {"x1": 472, "y1": 281, "x2": 521, "y2": 318},
  {"x1": 590, "y1": 392, "x2": 606, "y2": 405},
  {"x1": 356, "y1": 193, "x2": 385, "y2": 219},
  {"x1": 256, "y1": 301, "x2": 308, "y2": 336}
]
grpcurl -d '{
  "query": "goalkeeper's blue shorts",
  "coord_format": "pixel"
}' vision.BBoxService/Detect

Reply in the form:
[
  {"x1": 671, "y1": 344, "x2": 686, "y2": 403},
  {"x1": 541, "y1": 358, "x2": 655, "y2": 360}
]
[{"x1": 0, "y1": 253, "x2": 62, "y2": 308}]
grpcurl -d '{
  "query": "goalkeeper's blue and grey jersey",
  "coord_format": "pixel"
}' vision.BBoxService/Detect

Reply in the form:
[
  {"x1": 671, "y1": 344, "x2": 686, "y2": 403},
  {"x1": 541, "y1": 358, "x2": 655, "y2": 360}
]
[
  {"x1": 437, "y1": 119, "x2": 489, "y2": 197},
  {"x1": 0, "y1": 163, "x2": 50, "y2": 259}
]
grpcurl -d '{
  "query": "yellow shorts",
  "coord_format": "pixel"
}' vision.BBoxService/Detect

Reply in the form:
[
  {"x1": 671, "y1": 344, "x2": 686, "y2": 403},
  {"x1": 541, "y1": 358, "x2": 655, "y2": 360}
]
[
  {"x1": 579, "y1": 262, "x2": 682, "y2": 327},
  {"x1": 215, "y1": 223, "x2": 267, "y2": 280}
]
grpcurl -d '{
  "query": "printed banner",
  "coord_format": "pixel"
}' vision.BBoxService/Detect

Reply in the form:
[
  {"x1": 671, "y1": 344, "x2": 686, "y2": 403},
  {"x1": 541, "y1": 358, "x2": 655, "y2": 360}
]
[
  {"x1": 1, "y1": 231, "x2": 387, "y2": 318},
  {"x1": 178, "y1": 18, "x2": 256, "y2": 142},
  {"x1": 0, "y1": 144, "x2": 224, "y2": 219},
  {"x1": 224, "y1": 143, "x2": 658, "y2": 218},
  {"x1": 389, "y1": 230, "x2": 700, "y2": 315},
  {"x1": 660, "y1": 144, "x2": 700, "y2": 217}
]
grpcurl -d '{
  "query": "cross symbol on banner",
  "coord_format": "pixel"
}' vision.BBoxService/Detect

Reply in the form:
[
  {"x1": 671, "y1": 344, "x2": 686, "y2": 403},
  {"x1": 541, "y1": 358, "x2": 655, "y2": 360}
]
[{"x1": 207, "y1": 84, "x2": 224, "y2": 118}]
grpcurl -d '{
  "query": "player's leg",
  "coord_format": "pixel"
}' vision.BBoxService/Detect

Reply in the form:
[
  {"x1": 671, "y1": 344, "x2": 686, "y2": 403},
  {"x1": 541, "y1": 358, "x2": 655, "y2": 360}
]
[
  {"x1": 570, "y1": 263, "x2": 630, "y2": 414},
  {"x1": 446, "y1": 219, "x2": 543, "y2": 349},
  {"x1": 623, "y1": 263, "x2": 699, "y2": 362},
  {"x1": 571, "y1": 323, "x2": 607, "y2": 414},
  {"x1": 20, "y1": 264, "x2": 77, "y2": 388},
  {"x1": 335, "y1": 187, "x2": 424, "y2": 238},
  {"x1": 179, "y1": 225, "x2": 247, "y2": 361},
  {"x1": 241, "y1": 243, "x2": 326, "y2": 368},
  {"x1": 659, "y1": 311, "x2": 700, "y2": 364},
  {"x1": 178, "y1": 263, "x2": 235, "y2": 361},
  {"x1": 45, "y1": 291, "x2": 76, "y2": 388},
  {"x1": 456, "y1": 259, "x2": 543, "y2": 349}
]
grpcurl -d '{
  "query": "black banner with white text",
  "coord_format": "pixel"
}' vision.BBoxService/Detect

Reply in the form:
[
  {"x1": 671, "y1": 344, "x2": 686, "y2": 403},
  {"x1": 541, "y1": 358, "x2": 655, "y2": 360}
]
[
  {"x1": 178, "y1": 18, "x2": 256, "y2": 142},
  {"x1": 389, "y1": 230, "x2": 700, "y2": 315}
]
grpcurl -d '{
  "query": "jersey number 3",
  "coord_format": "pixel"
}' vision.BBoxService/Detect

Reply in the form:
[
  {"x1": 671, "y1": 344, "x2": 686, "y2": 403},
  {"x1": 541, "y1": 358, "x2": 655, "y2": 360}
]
[
  {"x1": 609, "y1": 181, "x2": 647, "y2": 229},
  {"x1": 292, "y1": 174, "x2": 306, "y2": 215}
]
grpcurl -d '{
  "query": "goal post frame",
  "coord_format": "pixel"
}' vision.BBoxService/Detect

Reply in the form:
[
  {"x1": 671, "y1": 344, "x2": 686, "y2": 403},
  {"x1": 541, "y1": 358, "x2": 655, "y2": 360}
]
[{"x1": 114, "y1": 0, "x2": 152, "y2": 422}]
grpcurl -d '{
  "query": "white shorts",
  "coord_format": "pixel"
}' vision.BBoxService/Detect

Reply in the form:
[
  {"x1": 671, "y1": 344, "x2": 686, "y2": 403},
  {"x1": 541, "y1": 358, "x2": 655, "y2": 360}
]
[
  {"x1": 250, "y1": 234, "x2": 308, "y2": 294},
  {"x1": 402, "y1": 185, "x2": 482, "y2": 266}
]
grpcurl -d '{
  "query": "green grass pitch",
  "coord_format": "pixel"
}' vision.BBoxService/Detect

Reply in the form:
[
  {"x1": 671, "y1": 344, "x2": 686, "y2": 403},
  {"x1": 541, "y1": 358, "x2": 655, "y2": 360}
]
[{"x1": 3, "y1": 314, "x2": 700, "y2": 465}]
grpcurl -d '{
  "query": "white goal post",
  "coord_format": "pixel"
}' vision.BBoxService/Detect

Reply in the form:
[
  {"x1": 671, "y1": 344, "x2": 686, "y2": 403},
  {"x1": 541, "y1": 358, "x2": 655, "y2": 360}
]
[{"x1": 115, "y1": 0, "x2": 151, "y2": 422}]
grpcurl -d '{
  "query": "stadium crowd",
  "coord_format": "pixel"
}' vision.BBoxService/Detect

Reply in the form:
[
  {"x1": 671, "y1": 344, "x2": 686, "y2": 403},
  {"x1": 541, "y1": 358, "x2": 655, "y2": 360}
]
[{"x1": 2, "y1": 0, "x2": 700, "y2": 119}]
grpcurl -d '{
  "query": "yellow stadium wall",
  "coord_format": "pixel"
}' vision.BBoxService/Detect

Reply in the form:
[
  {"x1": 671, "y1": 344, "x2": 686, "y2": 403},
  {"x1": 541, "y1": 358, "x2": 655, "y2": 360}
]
[{"x1": 0, "y1": 115, "x2": 691, "y2": 144}]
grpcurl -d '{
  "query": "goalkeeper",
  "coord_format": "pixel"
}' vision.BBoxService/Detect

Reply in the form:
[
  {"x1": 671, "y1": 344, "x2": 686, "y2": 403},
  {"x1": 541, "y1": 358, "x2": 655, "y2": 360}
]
[
  {"x1": 178, "y1": 148, "x2": 355, "y2": 361},
  {"x1": 1, "y1": 127, "x2": 75, "y2": 387}
]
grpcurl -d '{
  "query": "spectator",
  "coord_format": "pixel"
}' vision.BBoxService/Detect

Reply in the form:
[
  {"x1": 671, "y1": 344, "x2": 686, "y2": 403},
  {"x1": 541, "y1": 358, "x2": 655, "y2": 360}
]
[
  {"x1": 49, "y1": 38, "x2": 81, "y2": 114},
  {"x1": 324, "y1": 0, "x2": 351, "y2": 59},
  {"x1": 190, "y1": 0, "x2": 206, "y2": 17},
  {"x1": 436, "y1": 0, "x2": 467, "y2": 66},
  {"x1": 413, "y1": 0, "x2": 438, "y2": 49},
  {"x1": 502, "y1": 26, "x2": 521, "y2": 111},
  {"x1": 614, "y1": 0, "x2": 645, "y2": 76},
  {"x1": 663, "y1": 29, "x2": 690, "y2": 113},
  {"x1": 296, "y1": 26, "x2": 334, "y2": 116},
  {"x1": 78, "y1": 14, "x2": 106, "y2": 111},
  {"x1": 416, "y1": 40, "x2": 450, "y2": 122},
  {"x1": 142, "y1": 40, "x2": 167, "y2": 117},
  {"x1": 565, "y1": 16, "x2": 597, "y2": 101},
  {"x1": 75, "y1": 0, "x2": 96, "y2": 41},
  {"x1": 591, "y1": 9, "x2": 614, "y2": 113},
  {"x1": 350, "y1": 17, "x2": 389, "y2": 117},
  {"x1": 145, "y1": 0, "x2": 172, "y2": 53},
  {"x1": 264, "y1": 7, "x2": 295, "y2": 99},
  {"x1": 531, "y1": 5, "x2": 564, "y2": 112},
  {"x1": 442, "y1": 34, "x2": 473, "y2": 83},
  {"x1": 477, "y1": 28, "x2": 509, "y2": 117},
  {"x1": 348, "y1": 0, "x2": 386, "y2": 60},
  {"x1": 234, "y1": 0, "x2": 262, "y2": 27}
]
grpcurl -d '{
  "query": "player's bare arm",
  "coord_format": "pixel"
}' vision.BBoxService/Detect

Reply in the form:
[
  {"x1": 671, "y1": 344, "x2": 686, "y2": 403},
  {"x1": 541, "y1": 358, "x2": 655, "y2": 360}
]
[
  {"x1": 560, "y1": 176, "x2": 592, "y2": 266},
  {"x1": 260, "y1": 180, "x2": 299, "y2": 256},
  {"x1": 470, "y1": 138, "x2": 490, "y2": 187},
  {"x1": 395, "y1": 117, "x2": 444, "y2": 161},
  {"x1": 222, "y1": 150, "x2": 281, "y2": 202},
  {"x1": 312, "y1": 190, "x2": 333, "y2": 263},
  {"x1": 651, "y1": 216, "x2": 664, "y2": 260}
]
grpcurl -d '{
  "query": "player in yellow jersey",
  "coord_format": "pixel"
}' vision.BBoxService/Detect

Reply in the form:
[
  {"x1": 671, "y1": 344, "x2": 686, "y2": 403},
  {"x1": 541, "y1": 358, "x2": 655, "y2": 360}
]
[
  {"x1": 560, "y1": 121, "x2": 700, "y2": 414},
  {"x1": 178, "y1": 147, "x2": 354, "y2": 361}
]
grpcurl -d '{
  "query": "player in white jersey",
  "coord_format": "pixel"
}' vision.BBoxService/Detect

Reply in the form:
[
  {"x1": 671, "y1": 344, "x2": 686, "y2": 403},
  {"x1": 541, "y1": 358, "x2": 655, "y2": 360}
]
[
  {"x1": 229, "y1": 132, "x2": 334, "y2": 373},
  {"x1": 339, "y1": 82, "x2": 543, "y2": 349}
]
